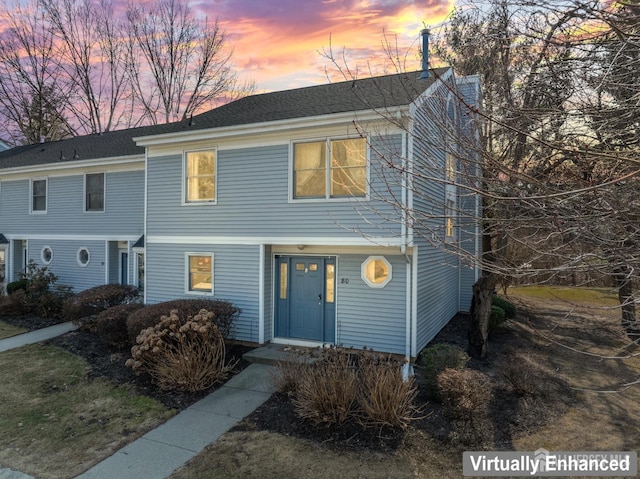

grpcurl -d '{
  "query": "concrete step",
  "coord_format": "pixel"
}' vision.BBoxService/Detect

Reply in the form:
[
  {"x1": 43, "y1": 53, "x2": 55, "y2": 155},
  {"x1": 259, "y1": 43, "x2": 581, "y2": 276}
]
[{"x1": 243, "y1": 343, "x2": 320, "y2": 366}]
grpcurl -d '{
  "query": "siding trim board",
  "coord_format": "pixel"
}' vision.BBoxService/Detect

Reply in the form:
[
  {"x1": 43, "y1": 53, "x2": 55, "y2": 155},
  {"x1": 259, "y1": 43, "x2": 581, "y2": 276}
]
[{"x1": 147, "y1": 235, "x2": 406, "y2": 247}]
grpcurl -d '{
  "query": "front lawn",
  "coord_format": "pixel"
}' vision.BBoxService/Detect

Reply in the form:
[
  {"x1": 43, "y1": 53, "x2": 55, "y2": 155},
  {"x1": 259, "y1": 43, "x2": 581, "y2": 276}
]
[
  {"x1": 0, "y1": 344, "x2": 174, "y2": 479},
  {"x1": 0, "y1": 321, "x2": 27, "y2": 339}
]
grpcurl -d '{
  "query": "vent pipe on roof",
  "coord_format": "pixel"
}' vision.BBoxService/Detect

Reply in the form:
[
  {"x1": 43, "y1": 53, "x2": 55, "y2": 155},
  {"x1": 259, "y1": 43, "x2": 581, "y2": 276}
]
[{"x1": 420, "y1": 28, "x2": 430, "y2": 79}]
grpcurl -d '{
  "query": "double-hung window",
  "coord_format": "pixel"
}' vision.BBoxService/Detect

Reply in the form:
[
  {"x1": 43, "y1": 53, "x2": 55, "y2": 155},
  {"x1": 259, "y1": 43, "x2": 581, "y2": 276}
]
[
  {"x1": 186, "y1": 253, "x2": 213, "y2": 294},
  {"x1": 185, "y1": 150, "x2": 216, "y2": 203},
  {"x1": 85, "y1": 173, "x2": 105, "y2": 212},
  {"x1": 444, "y1": 152, "x2": 457, "y2": 240},
  {"x1": 31, "y1": 178, "x2": 47, "y2": 213},
  {"x1": 293, "y1": 137, "x2": 367, "y2": 200}
]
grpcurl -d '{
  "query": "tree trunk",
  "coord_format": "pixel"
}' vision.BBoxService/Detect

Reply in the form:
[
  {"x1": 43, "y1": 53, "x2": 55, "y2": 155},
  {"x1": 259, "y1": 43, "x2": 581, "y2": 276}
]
[
  {"x1": 468, "y1": 274, "x2": 497, "y2": 359},
  {"x1": 613, "y1": 266, "x2": 638, "y2": 333}
]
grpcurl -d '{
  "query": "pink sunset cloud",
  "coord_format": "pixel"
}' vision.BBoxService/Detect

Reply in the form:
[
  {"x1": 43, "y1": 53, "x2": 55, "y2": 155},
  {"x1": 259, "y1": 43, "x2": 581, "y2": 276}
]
[{"x1": 192, "y1": 0, "x2": 454, "y2": 91}]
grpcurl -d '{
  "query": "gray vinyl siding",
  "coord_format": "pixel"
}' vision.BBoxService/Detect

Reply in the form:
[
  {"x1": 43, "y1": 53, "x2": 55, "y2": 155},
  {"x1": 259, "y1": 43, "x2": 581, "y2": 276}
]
[
  {"x1": 145, "y1": 242, "x2": 261, "y2": 343},
  {"x1": 456, "y1": 77, "x2": 482, "y2": 311},
  {"x1": 0, "y1": 170, "x2": 144, "y2": 236},
  {"x1": 27, "y1": 239, "x2": 106, "y2": 291},
  {"x1": 411, "y1": 79, "x2": 463, "y2": 354},
  {"x1": 146, "y1": 137, "x2": 403, "y2": 239},
  {"x1": 335, "y1": 254, "x2": 407, "y2": 354}
]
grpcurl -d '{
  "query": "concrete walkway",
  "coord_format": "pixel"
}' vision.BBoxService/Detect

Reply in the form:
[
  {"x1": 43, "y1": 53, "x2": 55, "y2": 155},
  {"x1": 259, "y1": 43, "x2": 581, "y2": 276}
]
[
  {"x1": 0, "y1": 324, "x2": 276, "y2": 479},
  {"x1": 0, "y1": 322, "x2": 77, "y2": 352}
]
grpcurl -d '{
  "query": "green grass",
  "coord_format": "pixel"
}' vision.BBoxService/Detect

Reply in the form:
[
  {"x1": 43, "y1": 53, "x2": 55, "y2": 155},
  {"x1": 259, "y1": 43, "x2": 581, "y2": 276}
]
[
  {"x1": 0, "y1": 344, "x2": 174, "y2": 479},
  {"x1": 0, "y1": 321, "x2": 27, "y2": 339},
  {"x1": 509, "y1": 286, "x2": 619, "y2": 306}
]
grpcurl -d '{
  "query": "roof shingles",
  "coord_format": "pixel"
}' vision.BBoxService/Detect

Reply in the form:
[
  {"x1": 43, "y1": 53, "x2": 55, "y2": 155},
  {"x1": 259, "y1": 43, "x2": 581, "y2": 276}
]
[{"x1": 0, "y1": 69, "x2": 446, "y2": 170}]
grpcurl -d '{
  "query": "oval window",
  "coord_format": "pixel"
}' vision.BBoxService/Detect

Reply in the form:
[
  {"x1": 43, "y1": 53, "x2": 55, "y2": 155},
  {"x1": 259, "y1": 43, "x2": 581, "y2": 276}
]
[
  {"x1": 41, "y1": 246, "x2": 53, "y2": 265},
  {"x1": 77, "y1": 247, "x2": 90, "y2": 267},
  {"x1": 361, "y1": 256, "x2": 392, "y2": 288}
]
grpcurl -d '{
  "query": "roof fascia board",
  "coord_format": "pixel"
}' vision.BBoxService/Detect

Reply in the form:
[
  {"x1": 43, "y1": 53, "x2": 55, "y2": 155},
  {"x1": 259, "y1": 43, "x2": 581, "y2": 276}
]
[
  {"x1": 0, "y1": 155, "x2": 145, "y2": 177},
  {"x1": 134, "y1": 107, "x2": 409, "y2": 147}
]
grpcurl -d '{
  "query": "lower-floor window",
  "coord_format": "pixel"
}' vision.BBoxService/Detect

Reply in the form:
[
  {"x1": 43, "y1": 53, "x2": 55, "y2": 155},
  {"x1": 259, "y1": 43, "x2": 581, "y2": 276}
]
[{"x1": 186, "y1": 253, "x2": 213, "y2": 294}]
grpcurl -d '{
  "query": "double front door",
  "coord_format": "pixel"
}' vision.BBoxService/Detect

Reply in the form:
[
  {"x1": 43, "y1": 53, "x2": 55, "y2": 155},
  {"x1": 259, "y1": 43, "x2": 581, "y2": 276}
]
[{"x1": 275, "y1": 256, "x2": 336, "y2": 342}]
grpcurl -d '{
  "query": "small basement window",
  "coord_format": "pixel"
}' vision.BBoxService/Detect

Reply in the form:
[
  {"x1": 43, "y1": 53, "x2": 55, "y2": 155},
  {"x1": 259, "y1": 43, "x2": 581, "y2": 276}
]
[{"x1": 361, "y1": 256, "x2": 392, "y2": 288}]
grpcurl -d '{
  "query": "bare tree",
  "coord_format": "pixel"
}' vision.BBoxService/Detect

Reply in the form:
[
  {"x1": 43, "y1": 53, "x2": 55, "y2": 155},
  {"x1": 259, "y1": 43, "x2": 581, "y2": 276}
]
[
  {"x1": 0, "y1": 0, "x2": 73, "y2": 143},
  {"x1": 126, "y1": 0, "x2": 245, "y2": 124},
  {"x1": 0, "y1": 0, "x2": 251, "y2": 141},
  {"x1": 323, "y1": 0, "x2": 640, "y2": 358}
]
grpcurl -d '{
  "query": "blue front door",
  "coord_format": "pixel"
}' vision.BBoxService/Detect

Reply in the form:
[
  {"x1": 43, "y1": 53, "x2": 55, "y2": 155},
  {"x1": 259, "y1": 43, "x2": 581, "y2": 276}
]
[{"x1": 275, "y1": 256, "x2": 336, "y2": 342}]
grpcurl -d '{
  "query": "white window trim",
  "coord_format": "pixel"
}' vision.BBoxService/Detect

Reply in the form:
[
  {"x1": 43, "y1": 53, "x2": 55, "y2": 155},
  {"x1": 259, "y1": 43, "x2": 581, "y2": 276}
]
[
  {"x1": 84, "y1": 172, "x2": 106, "y2": 213},
  {"x1": 30, "y1": 177, "x2": 48, "y2": 214},
  {"x1": 182, "y1": 149, "x2": 217, "y2": 206},
  {"x1": 41, "y1": 245, "x2": 53, "y2": 265},
  {"x1": 184, "y1": 252, "x2": 214, "y2": 295},
  {"x1": 361, "y1": 255, "x2": 392, "y2": 288},
  {"x1": 77, "y1": 247, "x2": 91, "y2": 267},
  {"x1": 289, "y1": 136, "x2": 370, "y2": 203}
]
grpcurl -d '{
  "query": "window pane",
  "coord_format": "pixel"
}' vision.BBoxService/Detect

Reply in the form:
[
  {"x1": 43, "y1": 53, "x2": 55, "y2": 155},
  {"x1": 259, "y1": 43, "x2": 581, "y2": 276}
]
[
  {"x1": 189, "y1": 255, "x2": 212, "y2": 292},
  {"x1": 187, "y1": 177, "x2": 215, "y2": 201},
  {"x1": 294, "y1": 142, "x2": 326, "y2": 198},
  {"x1": 326, "y1": 263, "x2": 335, "y2": 303},
  {"x1": 294, "y1": 142, "x2": 326, "y2": 170},
  {"x1": 33, "y1": 180, "x2": 46, "y2": 196},
  {"x1": 186, "y1": 151, "x2": 215, "y2": 201},
  {"x1": 295, "y1": 170, "x2": 326, "y2": 198},
  {"x1": 296, "y1": 263, "x2": 305, "y2": 271},
  {"x1": 86, "y1": 173, "x2": 105, "y2": 211},
  {"x1": 32, "y1": 179, "x2": 46, "y2": 211},
  {"x1": 330, "y1": 139, "x2": 366, "y2": 197},
  {"x1": 331, "y1": 166, "x2": 366, "y2": 197},
  {"x1": 331, "y1": 139, "x2": 366, "y2": 167},
  {"x1": 365, "y1": 259, "x2": 389, "y2": 284},
  {"x1": 279, "y1": 262, "x2": 287, "y2": 300}
]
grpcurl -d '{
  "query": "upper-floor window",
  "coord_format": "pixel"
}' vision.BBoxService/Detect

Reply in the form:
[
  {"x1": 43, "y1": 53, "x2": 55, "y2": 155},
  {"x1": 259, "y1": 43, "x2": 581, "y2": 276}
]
[
  {"x1": 185, "y1": 150, "x2": 216, "y2": 204},
  {"x1": 31, "y1": 178, "x2": 47, "y2": 213},
  {"x1": 445, "y1": 152, "x2": 455, "y2": 182},
  {"x1": 293, "y1": 137, "x2": 367, "y2": 200},
  {"x1": 85, "y1": 173, "x2": 105, "y2": 212}
]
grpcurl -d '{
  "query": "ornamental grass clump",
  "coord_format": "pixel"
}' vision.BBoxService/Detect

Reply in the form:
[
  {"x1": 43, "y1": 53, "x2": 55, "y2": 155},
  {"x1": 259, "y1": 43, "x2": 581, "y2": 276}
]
[
  {"x1": 357, "y1": 354, "x2": 420, "y2": 430},
  {"x1": 292, "y1": 346, "x2": 359, "y2": 426},
  {"x1": 126, "y1": 309, "x2": 236, "y2": 392}
]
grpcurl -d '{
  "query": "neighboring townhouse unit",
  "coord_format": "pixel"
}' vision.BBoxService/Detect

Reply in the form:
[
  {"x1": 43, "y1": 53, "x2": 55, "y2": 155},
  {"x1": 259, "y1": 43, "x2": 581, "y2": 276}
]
[
  {"x1": 0, "y1": 67, "x2": 481, "y2": 358},
  {"x1": 0, "y1": 128, "x2": 152, "y2": 293}
]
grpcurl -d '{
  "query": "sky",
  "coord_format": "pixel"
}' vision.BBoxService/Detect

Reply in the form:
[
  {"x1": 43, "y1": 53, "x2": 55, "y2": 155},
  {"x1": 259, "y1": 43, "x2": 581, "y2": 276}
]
[{"x1": 193, "y1": 0, "x2": 455, "y2": 93}]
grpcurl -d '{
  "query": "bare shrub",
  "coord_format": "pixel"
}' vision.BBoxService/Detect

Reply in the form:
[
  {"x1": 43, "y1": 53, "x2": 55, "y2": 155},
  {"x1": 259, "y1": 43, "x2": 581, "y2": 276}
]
[
  {"x1": 420, "y1": 343, "x2": 469, "y2": 398},
  {"x1": 437, "y1": 368, "x2": 492, "y2": 419},
  {"x1": 63, "y1": 284, "x2": 140, "y2": 322},
  {"x1": 502, "y1": 354, "x2": 541, "y2": 397},
  {"x1": 271, "y1": 351, "x2": 314, "y2": 395},
  {"x1": 126, "y1": 309, "x2": 236, "y2": 392},
  {"x1": 126, "y1": 299, "x2": 240, "y2": 344},
  {"x1": 94, "y1": 303, "x2": 145, "y2": 348},
  {"x1": 292, "y1": 346, "x2": 359, "y2": 426},
  {"x1": 357, "y1": 354, "x2": 420, "y2": 429}
]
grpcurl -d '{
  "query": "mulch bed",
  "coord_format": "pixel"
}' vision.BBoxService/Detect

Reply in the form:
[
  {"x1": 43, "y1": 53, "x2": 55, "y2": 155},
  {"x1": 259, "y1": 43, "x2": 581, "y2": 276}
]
[
  {"x1": 0, "y1": 313, "x2": 252, "y2": 411},
  {"x1": 1, "y1": 311, "x2": 577, "y2": 452}
]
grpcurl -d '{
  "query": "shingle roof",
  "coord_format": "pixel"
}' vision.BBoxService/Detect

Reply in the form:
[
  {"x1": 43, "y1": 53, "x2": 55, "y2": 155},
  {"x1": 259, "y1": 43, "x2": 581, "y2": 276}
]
[
  {"x1": 0, "y1": 233, "x2": 8, "y2": 244},
  {"x1": 0, "y1": 68, "x2": 446, "y2": 170}
]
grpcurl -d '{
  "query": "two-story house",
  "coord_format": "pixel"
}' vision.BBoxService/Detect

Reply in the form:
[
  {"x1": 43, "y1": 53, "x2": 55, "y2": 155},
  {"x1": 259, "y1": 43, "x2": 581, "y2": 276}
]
[{"x1": 0, "y1": 66, "x2": 481, "y2": 358}]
